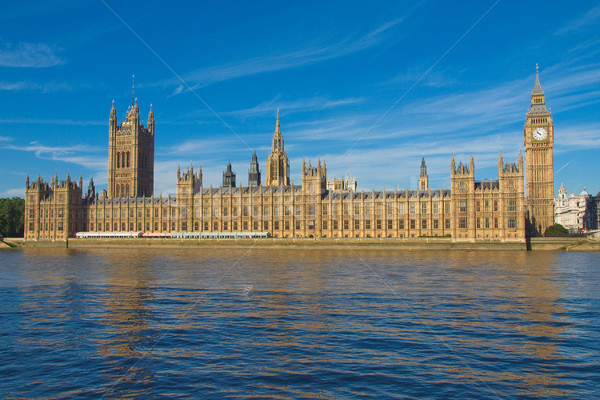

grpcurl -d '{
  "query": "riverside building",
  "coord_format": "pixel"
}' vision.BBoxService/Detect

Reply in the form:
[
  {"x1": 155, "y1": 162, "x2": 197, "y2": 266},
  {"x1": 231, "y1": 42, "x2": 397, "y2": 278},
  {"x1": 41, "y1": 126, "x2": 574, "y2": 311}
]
[{"x1": 25, "y1": 69, "x2": 556, "y2": 242}]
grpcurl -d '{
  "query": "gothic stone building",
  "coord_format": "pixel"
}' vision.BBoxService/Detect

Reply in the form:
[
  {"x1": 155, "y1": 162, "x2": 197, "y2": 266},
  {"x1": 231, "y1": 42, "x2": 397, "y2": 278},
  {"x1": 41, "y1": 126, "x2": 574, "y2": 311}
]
[{"x1": 25, "y1": 70, "x2": 557, "y2": 242}]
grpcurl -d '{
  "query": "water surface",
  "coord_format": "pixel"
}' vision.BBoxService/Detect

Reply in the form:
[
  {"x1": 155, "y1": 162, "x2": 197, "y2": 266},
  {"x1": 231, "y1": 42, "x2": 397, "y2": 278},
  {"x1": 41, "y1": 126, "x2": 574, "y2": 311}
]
[{"x1": 1, "y1": 248, "x2": 599, "y2": 399}]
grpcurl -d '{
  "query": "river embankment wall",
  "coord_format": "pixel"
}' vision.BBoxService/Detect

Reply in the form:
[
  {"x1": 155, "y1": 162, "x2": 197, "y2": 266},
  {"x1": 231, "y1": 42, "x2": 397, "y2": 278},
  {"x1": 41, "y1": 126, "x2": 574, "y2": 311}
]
[{"x1": 9, "y1": 237, "x2": 600, "y2": 251}]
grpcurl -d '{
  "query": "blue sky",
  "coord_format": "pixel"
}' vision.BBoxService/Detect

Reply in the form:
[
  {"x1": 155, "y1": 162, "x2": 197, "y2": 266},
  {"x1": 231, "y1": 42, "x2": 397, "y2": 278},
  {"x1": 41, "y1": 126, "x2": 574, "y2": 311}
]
[{"x1": 1, "y1": 0, "x2": 599, "y2": 198}]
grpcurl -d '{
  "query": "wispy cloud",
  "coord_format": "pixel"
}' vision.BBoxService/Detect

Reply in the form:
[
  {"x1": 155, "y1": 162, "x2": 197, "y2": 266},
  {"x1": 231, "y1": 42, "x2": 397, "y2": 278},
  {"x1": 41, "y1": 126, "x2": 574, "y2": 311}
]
[
  {"x1": 381, "y1": 66, "x2": 462, "y2": 89},
  {"x1": 161, "y1": 18, "x2": 403, "y2": 94},
  {"x1": 555, "y1": 124, "x2": 600, "y2": 149},
  {"x1": 0, "y1": 117, "x2": 105, "y2": 126},
  {"x1": 165, "y1": 137, "x2": 258, "y2": 157},
  {"x1": 1, "y1": 141, "x2": 105, "y2": 169},
  {"x1": 555, "y1": 5, "x2": 600, "y2": 35},
  {"x1": 1, "y1": 188, "x2": 24, "y2": 197},
  {"x1": 0, "y1": 81, "x2": 35, "y2": 91},
  {"x1": 0, "y1": 40, "x2": 64, "y2": 68},
  {"x1": 184, "y1": 95, "x2": 364, "y2": 121},
  {"x1": 0, "y1": 79, "x2": 100, "y2": 93},
  {"x1": 220, "y1": 96, "x2": 364, "y2": 119}
]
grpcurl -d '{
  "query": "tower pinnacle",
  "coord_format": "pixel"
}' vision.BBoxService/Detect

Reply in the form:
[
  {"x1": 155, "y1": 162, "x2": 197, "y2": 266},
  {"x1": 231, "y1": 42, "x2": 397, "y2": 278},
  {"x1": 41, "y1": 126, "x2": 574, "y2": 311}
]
[
  {"x1": 131, "y1": 74, "x2": 135, "y2": 107},
  {"x1": 532, "y1": 64, "x2": 544, "y2": 95},
  {"x1": 265, "y1": 110, "x2": 290, "y2": 186}
]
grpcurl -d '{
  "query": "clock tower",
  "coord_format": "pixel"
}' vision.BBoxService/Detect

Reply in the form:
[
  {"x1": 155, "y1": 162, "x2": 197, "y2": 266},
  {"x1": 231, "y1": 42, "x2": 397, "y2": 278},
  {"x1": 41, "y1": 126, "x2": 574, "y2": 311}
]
[{"x1": 524, "y1": 65, "x2": 554, "y2": 236}]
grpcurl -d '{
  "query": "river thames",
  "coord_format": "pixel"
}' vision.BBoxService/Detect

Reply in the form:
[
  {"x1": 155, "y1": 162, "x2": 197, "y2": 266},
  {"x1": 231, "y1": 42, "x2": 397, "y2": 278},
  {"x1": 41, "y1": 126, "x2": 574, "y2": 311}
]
[{"x1": 1, "y1": 248, "x2": 598, "y2": 399}]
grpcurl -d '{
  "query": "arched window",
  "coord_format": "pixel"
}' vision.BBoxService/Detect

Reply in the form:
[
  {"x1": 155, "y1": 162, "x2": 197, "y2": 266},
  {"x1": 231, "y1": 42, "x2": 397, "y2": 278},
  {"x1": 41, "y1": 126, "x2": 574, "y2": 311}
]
[
  {"x1": 121, "y1": 184, "x2": 125, "y2": 197},
  {"x1": 117, "y1": 152, "x2": 120, "y2": 168},
  {"x1": 122, "y1": 153, "x2": 125, "y2": 169},
  {"x1": 127, "y1": 152, "x2": 130, "y2": 168},
  {"x1": 126, "y1": 184, "x2": 129, "y2": 197},
  {"x1": 116, "y1": 185, "x2": 120, "y2": 197}
]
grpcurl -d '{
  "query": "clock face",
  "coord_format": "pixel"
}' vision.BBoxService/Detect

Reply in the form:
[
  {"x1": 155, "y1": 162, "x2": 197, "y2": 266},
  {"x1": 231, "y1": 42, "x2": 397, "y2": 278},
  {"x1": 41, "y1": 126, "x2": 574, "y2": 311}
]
[{"x1": 532, "y1": 127, "x2": 547, "y2": 141}]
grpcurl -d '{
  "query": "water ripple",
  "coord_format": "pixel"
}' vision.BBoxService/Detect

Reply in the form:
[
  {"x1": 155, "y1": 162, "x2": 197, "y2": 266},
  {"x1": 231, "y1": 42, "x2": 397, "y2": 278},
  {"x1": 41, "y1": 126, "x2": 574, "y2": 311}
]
[{"x1": 0, "y1": 248, "x2": 599, "y2": 399}]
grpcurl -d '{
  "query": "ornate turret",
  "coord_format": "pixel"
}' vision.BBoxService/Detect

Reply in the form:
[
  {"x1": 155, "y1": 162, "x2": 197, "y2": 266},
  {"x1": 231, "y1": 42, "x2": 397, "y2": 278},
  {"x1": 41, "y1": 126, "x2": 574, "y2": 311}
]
[
  {"x1": 108, "y1": 79, "x2": 155, "y2": 198},
  {"x1": 147, "y1": 104, "x2": 155, "y2": 135},
  {"x1": 419, "y1": 157, "x2": 429, "y2": 190},
  {"x1": 110, "y1": 100, "x2": 117, "y2": 129},
  {"x1": 177, "y1": 163, "x2": 202, "y2": 198},
  {"x1": 223, "y1": 161, "x2": 236, "y2": 187},
  {"x1": 265, "y1": 109, "x2": 290, "y2": 186},
  {"x1": 498, "y1": 152, "x2": 504, "y2": 172},
  {"x1": 248, "y1": 151, "x2": 261, "y2": 187},
  {"x1": 302, "y1": 158, "x2": 327, "y2": 194},
  {"x1": 470, "y1": 153, "x2": 475, "y2": 173}
]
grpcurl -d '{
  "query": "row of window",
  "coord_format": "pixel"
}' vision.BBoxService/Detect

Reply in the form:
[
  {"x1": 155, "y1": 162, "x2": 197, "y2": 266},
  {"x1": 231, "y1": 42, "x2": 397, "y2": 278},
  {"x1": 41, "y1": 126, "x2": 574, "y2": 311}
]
[
  {"x1": 457, "y1": 217, "x2": 517, "y2": 229},
  {"x1": 457, "y1": 199, "x2": 517, "y2": 213},
  {"x1": 116, "y1": 151, "x2": 130, "y2": 168},
  {"x1": 86, "y1": 218, "x2": 456, "y2": 233},
  {"x1": 32, "y1": 217, "x2": 519, "y2": 236},
  {"x1": 30, "y1": 208, "x2": 64, "y2": 218},
  {"x1": 84, "y1": 202, "x2": 458, "y2": 220}
]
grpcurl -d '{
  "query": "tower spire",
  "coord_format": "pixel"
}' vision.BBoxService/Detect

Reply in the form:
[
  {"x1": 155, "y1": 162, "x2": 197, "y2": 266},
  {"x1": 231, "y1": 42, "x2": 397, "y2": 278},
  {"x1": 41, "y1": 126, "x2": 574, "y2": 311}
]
[
  {"x1": 273, "y1": 109, "x2": 283, "y2": 151},
  {"x1": 528, "y1": 64, "x2": 549, "y2": 116},
  {"x1": 532, "y1": 64, "x2": 544, "y2": 95},
  {"x1": 131, "y1": 74, "x2": 135, "y2": 107},
  {"x1": 265, "y1": 109, "x2": 290, "y2": 186}
]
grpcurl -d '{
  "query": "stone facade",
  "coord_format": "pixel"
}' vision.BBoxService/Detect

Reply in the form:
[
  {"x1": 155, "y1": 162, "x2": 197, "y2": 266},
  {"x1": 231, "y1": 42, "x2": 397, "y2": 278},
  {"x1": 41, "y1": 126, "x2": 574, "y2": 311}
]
[
  {"x1": 264, "y1": 110, "x2": 290, "y2": 187},
  {"x1": 555, "y1": 185, "x2": 597, "y2": 232},
  {"x1": 108, "y1": 98, "x2": 155, "y2": 198},
  {"x1": 524, "y1": 65, "x2": 555, "y2": 236},
  {"x1": 26, "y1": 70, "x2": 563, "y2": 243}
]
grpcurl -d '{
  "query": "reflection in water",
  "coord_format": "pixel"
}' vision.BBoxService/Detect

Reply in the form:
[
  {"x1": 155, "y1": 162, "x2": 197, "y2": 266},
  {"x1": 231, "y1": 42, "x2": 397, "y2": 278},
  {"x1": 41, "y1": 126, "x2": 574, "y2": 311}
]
[
  {"x1": 97, "y1": 250, "x2": 157, "y2": 399},
  {"x1": 1, "y1": 248, "x2": 598, "y2": 399}
]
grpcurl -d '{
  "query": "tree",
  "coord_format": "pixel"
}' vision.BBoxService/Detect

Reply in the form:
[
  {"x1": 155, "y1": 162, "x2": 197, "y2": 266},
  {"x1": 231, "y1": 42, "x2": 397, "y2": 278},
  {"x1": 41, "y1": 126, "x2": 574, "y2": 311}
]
[
  {"x1": 0, "y1": 197, "x2": 25, "y2": 238},
  {"x1": 544, "y1": 223, "x2": 569, "y2": 237}
]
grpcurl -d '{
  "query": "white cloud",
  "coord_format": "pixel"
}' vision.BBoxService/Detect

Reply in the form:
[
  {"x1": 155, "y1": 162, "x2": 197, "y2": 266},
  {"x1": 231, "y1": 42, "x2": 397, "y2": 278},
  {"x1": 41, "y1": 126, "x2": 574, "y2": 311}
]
[
  {"x1": 0, "y1": 81, "x2": 37, "y2": 91},
  {"x1": 215, "y1": 96, "x2": 364, "y2": 119},
  {"x1": 0, "y1": 79, "x2": 99, "y2": 93},
  {"x1": 0, "y1": 118, "x2": 105, "y2": 126},
  {"x1": 0, "y1": 41, "x2": 64, "y2": 68},
  {"x1": 555, "y1": 5, "x2": 600, "y2": 35},
  {"x1": 148, "y1": 18, "x2": 403, "y2": 94},
  {"x1": 555, "y1": 124, "x2": 600, "y2": 149},
  {"x1": 0, "y1": 141, "x2": 105, "y2": 169},
  {"x1": 1, "y1": 188, "x2": 24, "y2": 197}
]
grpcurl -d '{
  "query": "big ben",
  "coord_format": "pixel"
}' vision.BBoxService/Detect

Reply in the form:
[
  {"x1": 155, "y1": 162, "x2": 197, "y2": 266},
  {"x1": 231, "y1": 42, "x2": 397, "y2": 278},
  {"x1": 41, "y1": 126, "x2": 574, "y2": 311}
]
[{"x1": 524, "y1": 65, "x2": 554, "y2": 236}]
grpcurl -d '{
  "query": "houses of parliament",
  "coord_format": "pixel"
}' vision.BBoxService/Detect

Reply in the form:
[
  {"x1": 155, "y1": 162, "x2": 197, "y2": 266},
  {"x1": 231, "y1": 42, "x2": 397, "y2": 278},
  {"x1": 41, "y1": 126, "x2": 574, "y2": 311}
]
[{"x1": 23, "y1": 68, "x2": 556, "y2": 242}]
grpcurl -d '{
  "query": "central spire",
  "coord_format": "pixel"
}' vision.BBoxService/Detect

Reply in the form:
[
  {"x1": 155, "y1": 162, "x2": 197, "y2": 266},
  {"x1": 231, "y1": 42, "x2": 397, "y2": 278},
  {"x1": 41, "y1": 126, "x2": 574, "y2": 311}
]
[
  {"x1": 272, "y1": 109, "x2": 284, "y2": 151},
  {"x1": 265, "y1": 109, "x2": 290, "y2": 186}
]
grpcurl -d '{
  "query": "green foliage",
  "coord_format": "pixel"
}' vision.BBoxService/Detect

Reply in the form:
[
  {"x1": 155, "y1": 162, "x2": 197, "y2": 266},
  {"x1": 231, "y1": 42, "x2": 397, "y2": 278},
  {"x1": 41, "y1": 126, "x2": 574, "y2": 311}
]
[
  {"x1": 0, "y1": 197, "x2": 25, "y2": 238},
  {"x1": 544, "y1": 223, "x2": 569, "y2": 237}
]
